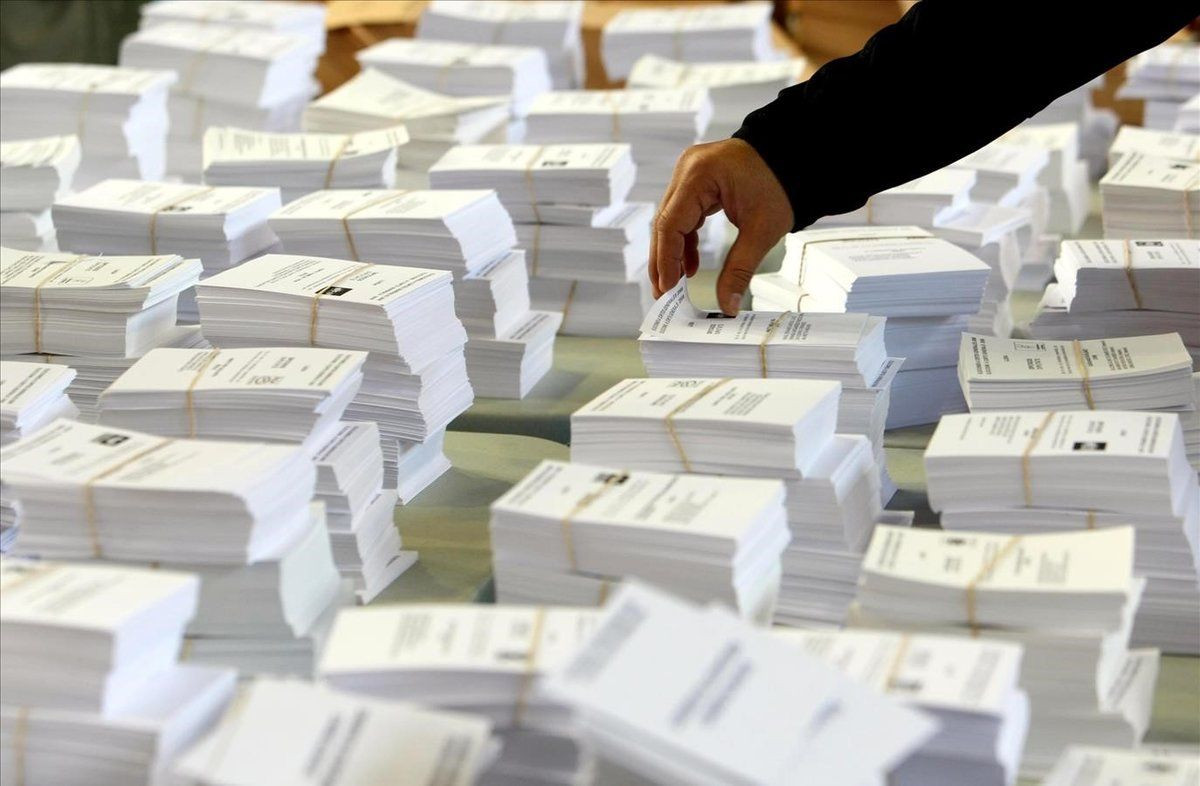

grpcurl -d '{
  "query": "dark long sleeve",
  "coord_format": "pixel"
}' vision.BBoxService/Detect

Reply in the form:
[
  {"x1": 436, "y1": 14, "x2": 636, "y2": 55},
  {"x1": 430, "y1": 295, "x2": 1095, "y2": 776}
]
[{"x1": 734, "y1": 0, "x2": 1200, "y2": 231}]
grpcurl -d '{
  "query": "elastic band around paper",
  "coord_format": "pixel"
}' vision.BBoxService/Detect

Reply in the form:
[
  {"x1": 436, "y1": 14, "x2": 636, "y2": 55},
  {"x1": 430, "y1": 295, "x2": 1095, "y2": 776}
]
[
  {"x1": 882, "y1": 634, "x2": 912, "y2": 690},
  {"x1": 558, "y1": 473, "x2": 625, "y2": 572},
  {"x1": 1021, "y1": 411, "x2": 1056, "y2": 508},
  {"x1": 559, "y1": 279, "x2": 578, "y2": 329},
  {"x1": 185, "y1": 349, "x2": 221, "y2": 438},
  {"x1": 1070, "y1": 340, "x2": 1096, "y2": 410},
  {"x1": 340, "y1": 191, "x2": 407, "y2": 261},
  {"x1": 758, "y1": 315, "x2": 784, "y2": 377},
  {"x1": 323, "y1": 134, "x2": 353, "y2": 189},
  {"x1": 512, "y1": 607, "x2": 547, "y2": 727},
  {"x1": 82, "y1": 438, "x2": 173, "y2": 558},
  {"x1": 310, "y1": 263, "x2": 371, "y2": 346},
  {"x1": 1121, "y1": 240, "x2": 1145, "y2": 310},
  {"x1": 12, "y1": 706, "x2": 28, "y2": 786},
  {"x1": 965, "y1": 536, "x2": 1023, "y2": 636},
  {"x1": 664, "y1": 378, "x2": 731, "y2": 473},
  {"x1": 150, "y1": 187, "x2": 214, "y2": 256},
  {"x1": 31, "y1": 256, "x2": 88, "y2": 354},
  {"x1": 523, "y1": 145, "x2": 546, "y2": 224}
]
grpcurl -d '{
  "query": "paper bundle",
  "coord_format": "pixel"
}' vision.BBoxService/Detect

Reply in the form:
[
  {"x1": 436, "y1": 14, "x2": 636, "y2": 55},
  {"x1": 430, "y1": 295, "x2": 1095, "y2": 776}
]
[
  {"x1": 1108, "y1": 126, "x2": 1200, "y2": 166},
  {"x1": 0, "y1": 135, "x2": 81, "y2": 252},
  {"x1": 1176, "y1": 92, "x2": 1200, "y2": 133},
  {"x1": 1100, "y1": 153, "x2": 1199, "y2": 238},
  {"x1": 524, "y1": 88, "x2": 712, "y2": 202},
  {"x1": 815, "y1": 169, "x2": 975, "y2": 228},
  {"x1": 169, "y1": 677, "x2": 496, "y2": 786},
  {"x1": 1117, "y1": 42, "x2": 1200, "y2": 129},
  {"x1": 1020, "y1": 75, "x2": 1117, "y2": 177},
  {"x1": 303, "y1": 69, "x2": 510, "y2": 187},
  {"x1": 0, "y1": 248, "x2": 201, "y2": 358},
  {"x1": 1186, "y1": 372, "x2": 1200, "y2": 470},
  {"x1": 999, "y1": 122, "x2": 1090, "y2": 234},
  {"x1": 490, "y1": 460, "x2": 789, "y2": 620},
  {"x1": 201, "y1": 126, "x2": 408, "y2": 203},
  {"x1": 601, "y1": 2, "x2": 777, "y2": 82},
  {"x1": 0, "y1": 63, "x2": 173, "y2": 187},
  {"x1": 849, "y1": 525, "x2": 1157, "y2": 775},
  {"x1": 949, "y1": 142, "x2": 1049, "y2": 208},
  {"x1": 1053, "y1": 238, "x2": 1200, "y2": 316},
  {"x1": 416, "y1": 0, "x2": 585, "y2": 89},
  {"x1": 777, "y1": 629, "x2": 1030, "y2": 786},
  {"x1": 544, "y1": 582, "x2": 937, "y2": 786},
  {"x1": 311, "y1": 423, "x2": 414, "y2": 602},
  {"x1": 320, "y1": 604, "x2": 600, "y2": 786},
  {"x1": 139, "y1": 0, "x2": 327, "y2": 49},
  {"x1": 196, "y1": 254, "x2": 471, "y2": 492},
  {"x1": 529, "y1": 276, "x2": 653, "y2": 338},
  {"x1": 1043, "y1": 746, "x2": 1200, "y2": 786}
]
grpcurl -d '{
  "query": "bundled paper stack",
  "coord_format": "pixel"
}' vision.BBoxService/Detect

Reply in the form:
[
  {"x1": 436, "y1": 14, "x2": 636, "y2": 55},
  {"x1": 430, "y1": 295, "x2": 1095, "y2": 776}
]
[
  {"x1": 1022, "y1": 75, "x2": 1118, "y2": 178},
  {"x1": 311, "y1": 421, "x2": 415, "y2": 601},
  {"x1": 1100, "y1": 153, "x2": 1199, "y2": 238},
  {"x1": 357, "y1": 38, "x2": 552, "y2": 126},
  {"x1": 849, "y1": 525, "x2": 1159, "y2": 776},
  {"x1": 0, "y1": 63, "x2": 173, "y2": 187},
  {"x1": 0, "y1": 247, "x2": 201, "y2": 358},
  {"x1": 545, "y1": 582, "x2": 937, "y2": 786},
  {"x1": 268, "y1": 189, "x2": 558, "y2": 399},
  {"x1": 524, "y1": 88, "x2": 712, "y2": 202},
  {"x1": 601, "y1": 2, "x2": 777, "y2": 82},
  {"x1": 120, "y1": 21, "x2": 322, "y2": 179},
  {"x1": 1187, "y1": 373, "x2": 1200, "y2": 471},
  {"x1": 753, "y1": 228, "x2": 990, "y2": 427},
  {"x1": 1176, "y1": 92, "x2": 1200, "y2": 133},
  {"x1": 139, "y1": 0, "x2": 327, "y2": 48},
  {"x1": 303, "y1": 69, "x2": 510, "y2": 187},
  {"x1": 959, "y1": 333, "x2": 1196, "y2": 412},
  {"x1": 776, "y1": 629, "x2": 1030, "y2": 786},
  {"x1": 170, "y1": 677, "x2": 496, "y2": 786},
  {"x1": 201, "y1": 126, "x2": 408, "y2": 203},
  {"x1": 489, "y1": 460, "x2": 789, "y2": 621},
  {"x1": 196, "y1": 254, "x2": 472, "y2": 493},
  {"x1": 1108, "y1": 126, "x2": 1200, "y2": 166},
  {"x1": 0, "y1": 135, "x2": 80, "y2": 251},
  {"x1": 815, "y1": 169, "x2": 975, "y2": 228},
  {"x1": 0, "y1": 559, "x2": 237, "y2": 786},
  {"x1": 1117, "y1": 42, "x2": 1200, "y2": 130},
  {"x1": 1043, "y1": 746, "x2": 1200, "y2": 786},
  {"x1": 926, "y1": 410, "x2": 1199, "y2": 654},
  {"x1": 320, "y1": 604, "x2": 600, "y2": 786},
  {"x1": 627, "y1": 55, "x2": 807, "y2": 140},
  {"x1": 417, "y1": 0, "x2": 585, "y2": 89},
  {"x1": 950, "y1": 143, "x2": 1049, "y2": 209},
  {"x1": 1000, "y1": 122, "x2": 1090, "y2": 234}
]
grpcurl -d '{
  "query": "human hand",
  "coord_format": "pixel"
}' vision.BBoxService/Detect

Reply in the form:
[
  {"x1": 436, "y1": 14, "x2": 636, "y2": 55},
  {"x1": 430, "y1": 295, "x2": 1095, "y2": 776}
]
[{"x1": 649, "y1": 138, "x2": 794, "y2": 315}]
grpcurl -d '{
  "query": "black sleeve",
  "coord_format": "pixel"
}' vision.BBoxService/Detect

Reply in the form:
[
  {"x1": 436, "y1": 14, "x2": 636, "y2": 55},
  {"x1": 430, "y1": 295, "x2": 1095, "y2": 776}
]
[{"x1": 734, "y1": 0, "x2": 1200, "y2": 231}]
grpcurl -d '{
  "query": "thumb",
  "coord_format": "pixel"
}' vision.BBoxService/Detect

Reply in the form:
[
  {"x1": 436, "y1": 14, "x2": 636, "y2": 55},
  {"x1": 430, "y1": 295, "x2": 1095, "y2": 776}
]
[{"x1": 716, "y1": 228, "x2": 775, "y2": 316}]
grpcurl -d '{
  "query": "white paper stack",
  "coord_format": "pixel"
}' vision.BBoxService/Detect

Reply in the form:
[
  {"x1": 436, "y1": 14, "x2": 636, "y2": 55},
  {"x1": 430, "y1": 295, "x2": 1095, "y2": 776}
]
[
  {"x1": 196, "y1": 254, "x2": 471, "y2": 492},
  {"x1": 1117, "y1": 42, "x2": 1200, "y2": 130},
  {"x1": 202, "y1": 126, "x2": 408, "y2": 203},
  {"x1": 524, "y1": 88, "x2": 713, "y2": 202},
  {"x1": 139, "y1": 0, "x2": 327, "y2": 49},
  {"x1": 959, "y1": 333, "x2": 1196, "y2": 412},
  {"x1": 1021, "y1": 75, "x2": 1118, "y2": 178},
  {"x1": 627, "y1": 55, "x2": 807, "y2": 140},
  {"x1": 925, "y1": 410, "x2": 1199, "y2": 654},
  {"x1": 776, "y1": 629, "x2": 1030, "y2": 786},
  {"x1": 311, "y1": 421, "x2": 416, "y2": 602},
  {"x1": 490, "y1": 460, "x2": 789, "y2": 621},
  {"x1": 1176, "y1": 92, "x2": 1200, "y2": 133},
  {"x1": 0, "y1": 558, "x2": 236, "y2": 786},
  {"x1": 1108, "y1": 126, "x2": 1200, "y2": 167},
  {"x1": 950, "y1": 143, "x2": 1049, "y2": 208},
  {"x1": 303, "y1": 69, "x2": 510, "y2": 187},
  {"x1": 0, "y1": 63, "x2": 174, "y2": 188},
  {"x1": 849, "y1": 525, "x2": 1159, "y2": 776},
  {"x1": 169, "y1": 677, "x2": 496, "y2": 786},
  {"x1": 530, "y1": 276, "x2": 654, "y2": 338},
  {"x1": 0, "y1": 135, "x2": 81, "y2": 252},
  {"x1": 120, "y1": 21, "x2": 322, "y2": 179},
  {"x1": 815, "y1": 169, "x2": 976, "y2": 228},
  {"x1": 320, "y1": 604, "x2": 600, "y2": 786},
  {"x1": 999, "y1": 122, "x2": 1090, "y2": 234},
  {"x1": 1043, "y1": 746, "x2": 1200, "y2": 786},
  {"x1": 417, "y1": 0, "x2": 585, "y2": 89},
  {"x1": 1100, "y1": 153, "x2": 1199, "y2": 238},
  {"x1": 0, "y1": 248, "x2": 201, "y2": 358},
  {"x1": 602, "y1": 2, "x2": 777, "y2": 82},
  {"x1": 357, "y1": 38, "x2": 552, "y2": 121},
  {"x1": 1186, "y1": 372, "x2": 1200, "y2": 471},
  {"x1": 544, "y1": 581, "x2": 937, "y2": 786}
]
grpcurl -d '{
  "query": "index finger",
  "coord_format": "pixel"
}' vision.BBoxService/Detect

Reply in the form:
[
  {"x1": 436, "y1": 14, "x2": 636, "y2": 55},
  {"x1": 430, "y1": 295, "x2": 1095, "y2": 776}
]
[{"x1": 653, "y1": 173, "x2": 718, "y2": 296}]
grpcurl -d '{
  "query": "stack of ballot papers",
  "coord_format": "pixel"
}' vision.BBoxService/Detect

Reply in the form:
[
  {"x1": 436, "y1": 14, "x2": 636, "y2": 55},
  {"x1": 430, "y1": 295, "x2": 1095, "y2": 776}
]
[
  {"x1": 1100, "y1": 153, "x2": 1199, "y2": 238},
  {"x1": 1117, "y1": 42, "x2": 1200, "y2": 129},
  {"x1": 119, "y1": 22, "x2": 322, "y2": 179},
  {"x1": 311, "y1": 422, "x2": 415, "y2": 602},
  {"x1": 949, "y1": 143, "x2": 1050, "y2": 208},
  {"x1": 958, "y1": 333, "x2": 1196, "y2": 412},
  {"x1": 544, "y1": 582, "x2": 937, "y2": 786},
  {"x1": 97, "y1": 347, "x2": 367, "y2": 452},
  {"x1": 0, "y1": 135, "x2": 81, "y2": 251},
  {"x1": 999, "y1": 122, "x2": 1090, "y2": 234},
  {"x1": 303, "y1": 69, "x2": 510, "y2": 187},
  {"x1": 1052, "y1": 238, "x2": 1200, "y2": 317},
  {"x1": 201, "y1": 126, "x2": 408, "y2": 203},
  {"x1": 1042, "y1": 746, "x2": 1200, "y2": 786},
  {"x1": 849, "y1": 525, "x2": 1159, "y2": 776},
  {"x1": 169, "y1": 677, "x2": 497, "y2": 786},
  {"x1": 196, "y1": 254, "x2": 471, "y2": 492},
  {"x1": 320, "y1": 604, "x2": 601, "y2": 786},
  {"x1": 489, "y1": 460, "x2": 790, "y2": 621},
  {"x1": 0, "y1": 558, "x2": 236, "y2": 786},
  {"x1": 1019, "y1": 75, "x2": 1119, "y2": 177},
  {"x1": 1186, "y1": 373, "x2": 1200, "y2": 471},
  {"x1": 627, "y1": 55, "x2": 807, "y2": 140},
  {"x1": 816, "y1": 169, "x2": 975, "y2": 228},
  {"x1": 524, "y1": 88, "x2": 712, "y2": 202},
  {"x1": 0, "y1": 63, "x2": 174, "y2": 187},
  {"x1": 601, "y1": 2, "x2": 777, "y2": 82},
  {"x1": 357, "y1": 38, "x2": 552, "y2": 120},
  {"x1": 417, "y1": 0, "x2": 585, "y2": 89},
  {"x1": 776, "y1": 629, "x2": 1030, "y2": 786},
  {"x1": 1107, "y1": 126, "x2": 1200, "y2": 166},
  {"x1": 138, "y1": 0, "x2": 327, "y2": 49},
  {"x1": 925, "y1": 410, "x2": 1199, "y2": 654},
  {"x1": 1176, "y1": 92, "x2": 1200, "y2": 133},
  {"x1": 0, "y1": 248, "x2": 201, "y2": 358},
  {"x1": 530, "y1": 276, "x2": 653, "y2": 338}
]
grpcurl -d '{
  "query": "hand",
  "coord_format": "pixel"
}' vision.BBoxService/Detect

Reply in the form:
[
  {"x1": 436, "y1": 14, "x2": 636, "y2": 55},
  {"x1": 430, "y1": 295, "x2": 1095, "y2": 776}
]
[{"x1": 649, "y1": 138, "x2": 794, "y2": 316}]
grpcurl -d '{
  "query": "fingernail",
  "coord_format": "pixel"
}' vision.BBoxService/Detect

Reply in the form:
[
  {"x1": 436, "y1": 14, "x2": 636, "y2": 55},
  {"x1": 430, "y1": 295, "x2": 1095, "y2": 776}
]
[{"x1": 725, "y1": 293, "x2": 742, "y2": 315}]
